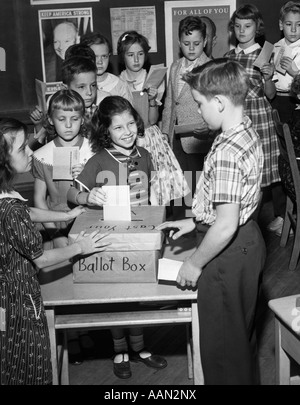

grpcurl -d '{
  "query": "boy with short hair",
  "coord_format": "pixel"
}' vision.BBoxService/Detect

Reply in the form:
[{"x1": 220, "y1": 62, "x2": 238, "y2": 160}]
[
  {"x1": 29, "y1": 55, "x2": 109, "y2": 148},
  {"x1": 272, "y1": 1, "x2": 300, "y2": 124},
  {"x1": 61, "y1": 55, "x2": 109, "y2": 113},
  {"x1": 161, "y1": 16, "x2": 213, "y2": 218},
  {"x1": 157, "y1": 59, "x2": 266, "y2": 385},
  {"x1": 61, "y1": 55, "x2": 110, "y2": 138}
]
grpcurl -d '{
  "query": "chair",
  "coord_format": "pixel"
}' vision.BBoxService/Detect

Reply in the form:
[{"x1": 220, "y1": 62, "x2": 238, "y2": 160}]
[{"x1": 272, "y1": 109, "x2": 300, "y2": 270}]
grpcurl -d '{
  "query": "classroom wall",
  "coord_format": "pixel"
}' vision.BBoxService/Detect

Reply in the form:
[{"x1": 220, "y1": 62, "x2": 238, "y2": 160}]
[{"x1": 0, "y1": 0, "x2": 285, "y2": 121}]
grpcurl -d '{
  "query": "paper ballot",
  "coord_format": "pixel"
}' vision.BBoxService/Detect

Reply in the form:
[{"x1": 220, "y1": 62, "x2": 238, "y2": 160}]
[
  {"x1": 142, "y1": 64, "x2": 168, "y2": 90},
  {"x1": 275, "y1": 46, "x2": 294, "y2": 74},
  {"x1": 102, "y1": 185, "x2": 131, "y2": 221},
  {"x1": 158, "y1": 258, "x2": 183, "y2": 281},
  {"x1": 253, "y1": 41, "x2": 274, "y2": 68},
  {"x1": 35, "y1": 79, "x2": 47, "y2": 114},
  {"x1": 53, "y1": 147, "x2": 79, "y2": 180}
]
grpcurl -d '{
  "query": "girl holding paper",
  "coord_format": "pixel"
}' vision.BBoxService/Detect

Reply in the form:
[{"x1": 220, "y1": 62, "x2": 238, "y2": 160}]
[
  {"x1": 225, "y1": 4, "x2": 282, "y2": 232},
  {"x1": 67, "y1": 95, "x2": 167, "y2": 379},
  {"x1": 32, "y1": 89, "x2": 94, "y2": 249},
  {"x1": 117, "y1": 30, "x2": 189, "y2": 206}
]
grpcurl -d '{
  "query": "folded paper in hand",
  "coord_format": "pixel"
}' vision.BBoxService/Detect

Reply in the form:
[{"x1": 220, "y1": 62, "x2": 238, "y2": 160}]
[
  {"x1": 158, "y1": 258, "x2": 183, "y2": 281},
  {"x1": 142, "y1": 64, "x2": 168, "y2": 90},
  {"x1": 275, "y1": 46, "x2": 294, "y2": 75},
  {"x1": 253, "y1": 41, "x2": 274, "y2": 68},
  {"x1": 35, "y1": 79, "x2": 47, "y2": 114},
  {"x1": 53, "y1": 147, "x2": 79, "y2": 180}
]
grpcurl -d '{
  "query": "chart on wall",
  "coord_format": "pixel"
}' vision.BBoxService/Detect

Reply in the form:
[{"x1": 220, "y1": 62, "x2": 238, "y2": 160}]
[
  {"x1": 164, "y1": 0, "x2": 236, "y2": 71},
  {"x1": 110, "y1": 6, "x2": 157, "y2": 55},
  {"x1": 38, "y1": 8, "x2": 93, "y2": 94}
]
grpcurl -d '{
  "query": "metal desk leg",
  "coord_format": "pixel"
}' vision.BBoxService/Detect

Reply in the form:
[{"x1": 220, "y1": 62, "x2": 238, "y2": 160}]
[
  {"x1": 191, "y1": 301, "x2": 204, "y2": 385},
  {"x1": 45, "y1": 307, "x2": 59, "y2": 385}
]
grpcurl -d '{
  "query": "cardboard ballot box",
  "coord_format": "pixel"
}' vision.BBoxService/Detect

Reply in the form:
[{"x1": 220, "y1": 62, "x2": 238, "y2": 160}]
[{"x1": 68, "y1": 206, "x2": 166, "y2": 283}]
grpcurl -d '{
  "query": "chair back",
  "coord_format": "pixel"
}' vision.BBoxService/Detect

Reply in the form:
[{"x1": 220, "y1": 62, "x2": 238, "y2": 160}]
[{"x1": 272, "y1": 109, "x2": 300, "y2": 204}]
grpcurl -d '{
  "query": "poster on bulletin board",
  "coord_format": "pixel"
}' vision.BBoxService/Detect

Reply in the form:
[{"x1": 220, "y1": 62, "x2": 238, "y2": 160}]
[
  {"x1": 38, "y1": 8, "x2": 94, "y2": 94},
  {"x1": 164, "y1": 0, "x2": 236, "y2": 72}
]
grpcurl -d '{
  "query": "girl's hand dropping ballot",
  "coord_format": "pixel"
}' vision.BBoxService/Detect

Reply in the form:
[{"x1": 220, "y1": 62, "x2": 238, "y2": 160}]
[
  {"x1": 156, "y1": 218, "x2": 195, "y2": 240},
  {"x1": 87, "y1": 187, "x2": 107, "y2": 206}
]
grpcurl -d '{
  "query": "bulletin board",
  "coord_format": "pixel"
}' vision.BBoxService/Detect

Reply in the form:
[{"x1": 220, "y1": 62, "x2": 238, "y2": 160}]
[
  {"x1": 164, "y1": 0, "x2": 236, "y2": 70},
  {"x1": 0, "y1": 0, "x2": 285, "y2": 119}
]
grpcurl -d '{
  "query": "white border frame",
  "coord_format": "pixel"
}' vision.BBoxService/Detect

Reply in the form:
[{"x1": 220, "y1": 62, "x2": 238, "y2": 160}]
[{"x1": 164, "y1": 0, "x2": 236, "y2": 72}]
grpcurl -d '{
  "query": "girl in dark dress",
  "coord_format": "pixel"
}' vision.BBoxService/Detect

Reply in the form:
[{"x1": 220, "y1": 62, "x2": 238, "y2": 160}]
[{"x1": 0, "y1": 118, "x2": 109, "y2": 385}]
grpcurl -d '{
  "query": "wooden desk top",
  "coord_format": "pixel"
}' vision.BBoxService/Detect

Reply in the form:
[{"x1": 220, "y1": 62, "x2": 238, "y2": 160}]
[
  {"x1": 40, "y1": 237, "x2": 199, "y2": 307},
  {"x1": 268, "y1": 294, "x2": 300, "y2": 333}
]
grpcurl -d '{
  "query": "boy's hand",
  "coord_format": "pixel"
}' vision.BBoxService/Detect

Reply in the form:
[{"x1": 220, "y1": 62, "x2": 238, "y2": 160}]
[
  {"x1": 29, "y1": 105, "x2": 44, "y2": 125},
  {"x1": 66, "y1": 206, "x2": 86, "y2": 220},
  {"x1": 75, "y1": 230, "x2": 110, "y2": 255},
  {"x1": 260, "y1": 63, "x2": 274, "y2": 81},
  {"x1": 280, "y1": 56, "x2": 298, "y2": 77},
  {"x1": 72, "y1": 163, "x2": 85, "y2": 179},
  {"x1": 176, "y1": 259, "x2": 202, "y2": 288},
  {"x1": 87, "y1": 187, "x2": 107, "y2": 206},
  {"x1": 156, "y1": 218, "x2": 196, "y2": 240}
]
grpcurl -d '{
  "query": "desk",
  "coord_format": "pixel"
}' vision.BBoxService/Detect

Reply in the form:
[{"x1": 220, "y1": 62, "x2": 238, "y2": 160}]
[
  {"x1": 268, "y1": 295, "x2": 300, "y2": 385},
  {"x1": 40, "y1": 238, "x2": 204, "y2": 385}
]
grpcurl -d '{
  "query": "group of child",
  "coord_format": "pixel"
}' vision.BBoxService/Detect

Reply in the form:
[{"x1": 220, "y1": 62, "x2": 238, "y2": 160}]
[{"x1": 2, "y1": 0, "x2": 300, "y2": 385}]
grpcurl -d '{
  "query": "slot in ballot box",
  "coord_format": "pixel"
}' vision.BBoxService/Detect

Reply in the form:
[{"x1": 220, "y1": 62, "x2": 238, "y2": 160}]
[{"x1": 68, "y1": 206, "x2": 166, "y2": 283}]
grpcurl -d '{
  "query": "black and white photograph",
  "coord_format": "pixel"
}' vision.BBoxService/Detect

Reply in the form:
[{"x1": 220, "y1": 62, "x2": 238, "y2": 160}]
[{"x1": 1, "y1": 0, "x2": 300, "y2": 390}]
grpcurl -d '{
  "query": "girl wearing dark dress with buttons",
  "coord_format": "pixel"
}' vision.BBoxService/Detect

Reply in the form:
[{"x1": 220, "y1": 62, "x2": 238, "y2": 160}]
[{"x1": 0, "y1": 118, "x2": 109, "y2": 385}]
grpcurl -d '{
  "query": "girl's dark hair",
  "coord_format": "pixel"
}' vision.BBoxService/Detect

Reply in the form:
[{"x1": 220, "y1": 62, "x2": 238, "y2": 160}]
[
  {"x1": 90, "y1": 95, "x2": 144, "y2": 152},
  {"x1": 81, "y1": 32, "x2": 112, "y2": 54},
  {"x1": 229, "y1": 4, "x2": 264, "y2": 37},
  {"x1": 0, "y1": 118, "x2": 28, "y2": 192},
  {"x1": 117, "y1": 30, "x2": 151, "y2": 59},
  {"x1": 178, "y1": 16, "x2": 206, "y2": 40},
  {"x1": 44, "y1": 89, "x2": 86, "y2": 138}
]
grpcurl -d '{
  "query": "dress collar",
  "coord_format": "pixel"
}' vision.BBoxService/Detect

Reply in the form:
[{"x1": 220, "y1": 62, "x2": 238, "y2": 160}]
[
  {"x1": 236, "y1": 43, "x2": 261, "y2": 54},
  {"x1": 0, "y1": 190, "x2": 28, "y2": 201}
]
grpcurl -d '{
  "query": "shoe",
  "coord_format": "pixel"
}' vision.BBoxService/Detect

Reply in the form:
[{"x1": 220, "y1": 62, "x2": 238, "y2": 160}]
[
  {"x1": 130, "y1": 349, "x2": 167, "y2": 369},
  {"x1": 267, "y1": 217, "x2": 284, "y2": 232},
  {"x1": 113, "y1": 353, "x2": 132, "y2": 379},
  {"x1": 68, "y1": 339, "x2": 83, "y2": 365}
]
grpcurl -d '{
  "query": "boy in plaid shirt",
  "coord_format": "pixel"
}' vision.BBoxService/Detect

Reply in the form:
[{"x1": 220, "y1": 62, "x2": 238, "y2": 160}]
[{"x1": 157, "y1": 59, "x2": 266, "y2": 385}]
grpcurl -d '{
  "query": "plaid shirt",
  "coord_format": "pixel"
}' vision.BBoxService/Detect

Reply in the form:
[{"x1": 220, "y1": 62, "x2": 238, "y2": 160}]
[{"x1": 192, "y1": 116, "x2": 264, "y2": 226}]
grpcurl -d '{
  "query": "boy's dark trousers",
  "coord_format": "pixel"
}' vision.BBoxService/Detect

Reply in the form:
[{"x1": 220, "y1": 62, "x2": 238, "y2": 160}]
[{"x1": 196, "y1": 220, "x2": 266, "y2": 385}]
